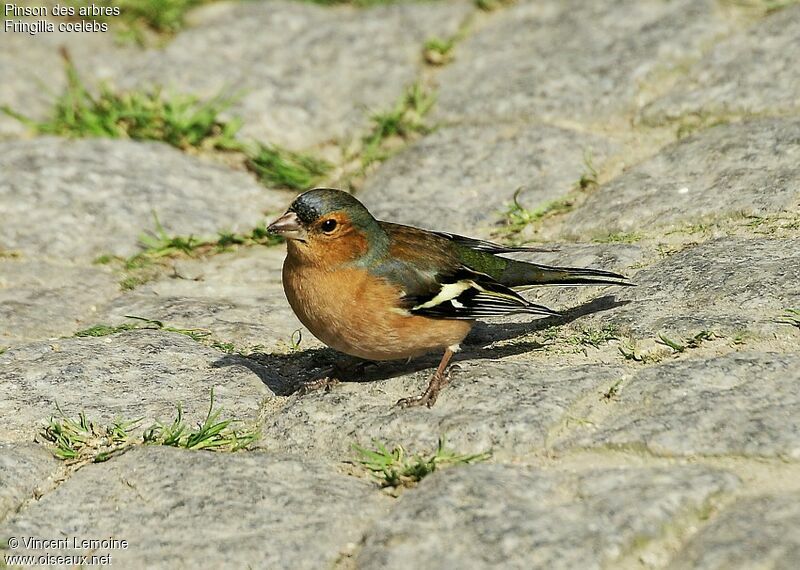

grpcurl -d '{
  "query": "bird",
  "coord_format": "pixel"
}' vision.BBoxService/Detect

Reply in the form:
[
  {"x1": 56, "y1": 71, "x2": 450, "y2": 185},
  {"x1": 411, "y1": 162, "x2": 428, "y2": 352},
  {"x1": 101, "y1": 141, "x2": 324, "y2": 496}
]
[{"x1": 268, "y1": 188, "x2": 632, "y2": 408}]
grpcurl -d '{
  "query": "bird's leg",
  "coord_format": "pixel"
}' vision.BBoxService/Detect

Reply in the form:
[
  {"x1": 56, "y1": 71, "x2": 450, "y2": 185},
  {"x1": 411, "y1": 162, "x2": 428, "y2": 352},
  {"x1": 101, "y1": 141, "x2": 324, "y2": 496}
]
[{"x1": 396, "y1": 347, "x2": 456, "y2": 409}]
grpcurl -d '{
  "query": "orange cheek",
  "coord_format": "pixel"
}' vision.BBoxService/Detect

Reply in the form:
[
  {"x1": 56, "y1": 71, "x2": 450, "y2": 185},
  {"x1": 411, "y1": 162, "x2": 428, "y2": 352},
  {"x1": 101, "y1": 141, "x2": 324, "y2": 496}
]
[{"x1": 304, "y1": 230, "x2": 369, "y2": 267}]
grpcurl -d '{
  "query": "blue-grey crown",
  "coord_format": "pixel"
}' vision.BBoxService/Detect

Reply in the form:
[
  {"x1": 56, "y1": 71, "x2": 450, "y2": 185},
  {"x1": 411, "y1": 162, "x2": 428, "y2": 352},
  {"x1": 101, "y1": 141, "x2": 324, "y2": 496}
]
[{"x1": 289, "y1": 188, "x2": 373, "y2": 225}]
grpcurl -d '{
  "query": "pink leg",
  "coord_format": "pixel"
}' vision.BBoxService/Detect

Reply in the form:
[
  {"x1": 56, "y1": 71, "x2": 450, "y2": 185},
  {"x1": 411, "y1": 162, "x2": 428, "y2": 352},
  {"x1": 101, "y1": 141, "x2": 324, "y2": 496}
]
[{"x1": 396, "y1": 347, "x2": 456, "y2": 409}]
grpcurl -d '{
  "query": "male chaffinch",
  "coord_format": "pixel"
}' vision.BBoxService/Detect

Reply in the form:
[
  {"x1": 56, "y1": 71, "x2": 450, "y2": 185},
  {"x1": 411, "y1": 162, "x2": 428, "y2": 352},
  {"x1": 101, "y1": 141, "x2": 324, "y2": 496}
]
[{"x1": 268, "y1": 188, "x2": 631, "y2": 408}]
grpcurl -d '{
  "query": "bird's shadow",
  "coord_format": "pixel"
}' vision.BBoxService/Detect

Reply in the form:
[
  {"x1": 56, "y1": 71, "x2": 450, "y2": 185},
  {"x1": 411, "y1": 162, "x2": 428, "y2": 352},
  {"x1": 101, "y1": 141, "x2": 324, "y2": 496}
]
[{"x1": 213, "y1": 295, "x2": 629, "y2": 396}]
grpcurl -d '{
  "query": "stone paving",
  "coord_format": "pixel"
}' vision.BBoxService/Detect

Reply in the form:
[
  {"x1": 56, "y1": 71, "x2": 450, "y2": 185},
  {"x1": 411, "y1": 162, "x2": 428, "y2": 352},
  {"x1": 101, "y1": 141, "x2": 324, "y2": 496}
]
[{"x1": 1, "y1": 1, "x2": 799, "y2": 568}]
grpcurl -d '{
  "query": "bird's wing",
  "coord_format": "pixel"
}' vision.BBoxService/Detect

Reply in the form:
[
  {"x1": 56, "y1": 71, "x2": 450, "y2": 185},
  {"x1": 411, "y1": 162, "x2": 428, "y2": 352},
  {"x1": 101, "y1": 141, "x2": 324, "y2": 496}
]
[
  {"x1": 438, "y1": 231, "x2": 632, "y2": 286},
  {"x1": 429, "y1": 230, "x2": 557, "y2": 254},
  {"x1": 377, "y1": 221, "x2": 632, "y2": 289},
  {"x1": 402, "y1": 266, "x2": 561, "y2": 320},
  {"x1": 373, "y1": 222, "x2": 559, "y2": 320}
]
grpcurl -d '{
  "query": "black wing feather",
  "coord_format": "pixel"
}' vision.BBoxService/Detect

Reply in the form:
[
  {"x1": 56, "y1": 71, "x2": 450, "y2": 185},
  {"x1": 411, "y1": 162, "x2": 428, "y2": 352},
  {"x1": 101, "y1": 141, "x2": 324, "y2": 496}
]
[
  {"x1": 431, "y1": 231, "x2": 557, "y2": 254},
  {"x1": 403, "y1": 267, "x2": 561, "y2": 320}
]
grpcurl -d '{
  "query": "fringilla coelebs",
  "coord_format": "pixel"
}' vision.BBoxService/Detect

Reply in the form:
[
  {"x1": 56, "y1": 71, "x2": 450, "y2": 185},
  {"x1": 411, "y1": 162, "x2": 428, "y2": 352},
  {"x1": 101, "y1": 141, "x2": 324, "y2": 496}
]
[{"x1": 268, "y1": 188, "x2": 631, "y2": 407}]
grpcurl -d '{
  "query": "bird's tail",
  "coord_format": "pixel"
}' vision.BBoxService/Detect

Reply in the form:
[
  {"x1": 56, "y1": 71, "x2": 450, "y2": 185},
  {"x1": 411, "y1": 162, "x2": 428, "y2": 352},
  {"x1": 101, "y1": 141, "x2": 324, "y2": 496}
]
[{"x1": 500, "y1": 259, "x2": 634, "y2": 288}]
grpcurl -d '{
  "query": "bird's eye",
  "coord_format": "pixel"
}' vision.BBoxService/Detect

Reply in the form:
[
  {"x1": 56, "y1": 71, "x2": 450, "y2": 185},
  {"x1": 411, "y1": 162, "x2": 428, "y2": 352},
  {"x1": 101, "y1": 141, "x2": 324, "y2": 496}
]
[{"x1": 321, "y1": 219, "x2": 338, "y2": 233}]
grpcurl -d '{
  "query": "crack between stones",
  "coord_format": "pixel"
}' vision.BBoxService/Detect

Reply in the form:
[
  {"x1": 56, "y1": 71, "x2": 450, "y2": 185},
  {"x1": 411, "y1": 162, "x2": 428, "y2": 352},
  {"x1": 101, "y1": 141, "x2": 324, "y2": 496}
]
[
  {"x1": 507, "y1": 451, "x2": 800, "y2": 568},
  {"x1": 542, "y1": 449, "x2": 800, "y2": 491},
  {"x1": 1, "y1": 449, "x2": 84, "y2": 527},
  {"x1": 554, "y1": 444, "x2": 800, "y2": 469},
  {"x1": 609, "y1": 488, "x2": 736, "y2": 570},
  {"x1": 598, "y1": 454, "x2": 800, "y2": 568}
]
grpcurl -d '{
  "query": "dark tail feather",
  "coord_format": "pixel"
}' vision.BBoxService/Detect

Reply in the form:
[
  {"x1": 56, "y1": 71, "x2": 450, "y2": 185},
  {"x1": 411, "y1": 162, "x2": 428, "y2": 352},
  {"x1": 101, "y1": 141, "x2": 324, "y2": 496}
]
[
  {"x1": 501, "y1": 260, "x2": 634, "y2": 288},
  {"x1": 521, "y1": 301, "x2": 562, "y2": 318}
]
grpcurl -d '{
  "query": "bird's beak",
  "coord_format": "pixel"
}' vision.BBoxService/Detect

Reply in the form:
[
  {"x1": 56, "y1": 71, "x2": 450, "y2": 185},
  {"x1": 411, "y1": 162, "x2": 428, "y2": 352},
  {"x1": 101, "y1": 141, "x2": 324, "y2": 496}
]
[{"x1": 267, "y1": 211, "x2": 308, "y2": 241}]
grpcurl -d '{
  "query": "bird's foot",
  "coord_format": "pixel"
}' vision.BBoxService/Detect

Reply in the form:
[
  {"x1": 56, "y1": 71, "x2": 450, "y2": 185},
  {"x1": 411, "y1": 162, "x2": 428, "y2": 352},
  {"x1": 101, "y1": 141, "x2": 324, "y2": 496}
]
[
  {"x1": 395, "y1": 366, "x2": 459, "y2": 409},
  {"x1": 296, "y1": 376, "x2": 340, "y2": 396},
  {"x1": 395, "y1": 392, "x2": 435, "y2": 409}
]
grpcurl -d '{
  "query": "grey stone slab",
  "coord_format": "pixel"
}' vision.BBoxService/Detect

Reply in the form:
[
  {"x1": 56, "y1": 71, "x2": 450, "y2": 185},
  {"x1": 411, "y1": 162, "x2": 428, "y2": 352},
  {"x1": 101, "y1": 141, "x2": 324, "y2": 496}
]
[
  {"x1": 261, "y1": 360, "x2": 622, "y2": 460},
  {"x1": 357, "y1": 463, "x2": 739, "y2": 570},
  {"x1": 0, "y1": 446, "x2": 390, "y2": 569},
  {"x1": 668, "y1": 493, "x2": 800, "y2": 570},
  {"x1": 0, "y1": 330, "x2": 275, "y2": 443},
  {"x1": 0, "y1": 258, "x2": 119, "y2": 346},
  {"x1": 122, "y1": 0, "x2": 472, "y2": 149},
  {"x1": 0, "y1": 137, "x2": 287, "y2": 261},
  {"x1": 642, "y1": 6, "x2": 800, "y2": 126},
  {"x1": 360, "y1": 123, "x2": 619, "y2": 236},
  {"x1": 0, "y1": 444, "x2": 59, "y2": 524},
  {"x1": 557, "y1": 352, "x2": 800, "y2": 459},
  {"x1": 95, "y1": 246, "x2": 310, "y2": 352},
  {"x1": 435, "y1": 0, "x2": 729, "y2": 124},
  {"x1": 559, "y1": 119, "x2": 800, "y2": 239},
  {"x1": 560, "y1": 238, "x2": 800, "y2": 338}
]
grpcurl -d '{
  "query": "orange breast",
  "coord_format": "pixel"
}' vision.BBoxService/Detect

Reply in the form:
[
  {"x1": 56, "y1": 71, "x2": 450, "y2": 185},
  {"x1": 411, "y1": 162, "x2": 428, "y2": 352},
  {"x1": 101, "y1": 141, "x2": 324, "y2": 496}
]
[{"x1": 282, "y1": 256, "x2": 472, "y2": 361}]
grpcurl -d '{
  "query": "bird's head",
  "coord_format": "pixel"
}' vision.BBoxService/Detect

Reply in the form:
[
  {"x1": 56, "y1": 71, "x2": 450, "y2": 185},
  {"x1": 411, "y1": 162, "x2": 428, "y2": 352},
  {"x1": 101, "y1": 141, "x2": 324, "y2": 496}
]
[{"x1": 268, "y1": 188, "x2": 386, "y2": 265}]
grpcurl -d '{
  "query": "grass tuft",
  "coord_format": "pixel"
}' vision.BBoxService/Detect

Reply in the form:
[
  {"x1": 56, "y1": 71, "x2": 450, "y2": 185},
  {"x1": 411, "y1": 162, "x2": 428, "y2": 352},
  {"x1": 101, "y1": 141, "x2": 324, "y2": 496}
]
[
  {"x1": 143, "y1": 388, "x2": 258, "y2": 451},
  {"x1": 601, "y1": 379, "x2": 624, "y2": 401},
  {"x1": 41, "y1": 406, "x2": 142, "y2": 464},
  {"x1": 66, "y1": 0, "x2": 212, "y2": 36},
  {"x1": 495, "y1": 151, "x2": 600, "y2": 240},
  {"x1": 423, "y1": 36, "x2": 457, "y2": 66},
  {"x1": 618, "y1": 343, "x2": 646, "y2": 362},
  {"x1": 137, "y1": 215, "x2": 205, "y2": 257},
  {"x1": 120, "y1": 315, "x2": 212, "y2": 341},
  {"x1": 137, "y1": 214, "x2": 284, "y2": 258},
  {"x1": 475, "y1": 0, "x2": 514, "y2": 10},
  {"x1": 353, "y1": 436, "x2": 490, "y2": 488},
  {"x1": 576, "y1": 152, "x2": 599, "y2": 190},
  {"x1": 718, "y1": 0, "x2": 800, "y2": 15},
  {"x1": 2, "y1": 52, "x2": 332, "y2": 193},
  {"x1": 111, "y1": 0, "x2": 209, "y2": 33},
  {"x1": 100, "y1": 213, "x2": 283, "y2": 290},
  {"x1": 656, "y1": 333, "x2": 687, "y2": 353},
  {"x1": 676, "y1": 113, "x2": 733, "y2": 140},
  {"x1": 593, "y1": 232, "x2": 642, "y2": 244},
  {"x1": 304, "y1": 0, "x2": 414, "y2": 6},
  {"x1": 92, "y1": 254, "x2": 115, "y2": 265},
  {"x1": 570, "y1": 325, "x2": 619, "y2": 349},
  {"x1": 289, "y1": 329, "x2": 303, "y2": 352},
  {"x1": 499, "y1": 187, "x2": 575, "y2": 237},
  {"x1": 656, "y1": 330, "x2": 717, "y2": 353},
  {"x1": 360, "y1": 83, "x2": 436, "y2": 168},
  {"x1": 74, "y1": 323, "x2": 139, "y2": 337},
  {"x1": 74, "y1": 315, "x2": 240, "y2": 354},
  {"x1": 777, "y1": 308, "x2": 800, "y2": 329},
  {"x1": 40, "y1": 389, "x2": 257, "y2": 466},
  {"x1": 1, "y1": 49, "x2": 241, "y2": 151},
  {"x1": 246, "y1": 143, "x2": 332, "y2": 190}
]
